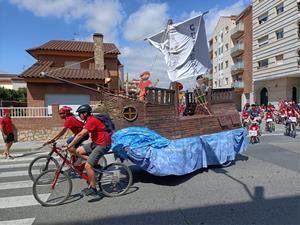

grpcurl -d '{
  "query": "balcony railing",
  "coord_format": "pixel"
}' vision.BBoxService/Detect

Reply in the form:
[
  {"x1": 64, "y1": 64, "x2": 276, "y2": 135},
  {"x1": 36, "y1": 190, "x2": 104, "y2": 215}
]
[
  {"x1": 230, "y1": 43, "x2": 244, "y2": 56},
  {"x1": 232, "y1": 81, "x2": 244, "y2": 89},
  {"x1": 231, "y1": 23, "x2": 244, "y2": 39},
  {"x1": 0, "y1": 107, "x2": 52, "y2": 118},
  {"x1": 231, "y1": 62, "x2": 244, "y2": 71}
]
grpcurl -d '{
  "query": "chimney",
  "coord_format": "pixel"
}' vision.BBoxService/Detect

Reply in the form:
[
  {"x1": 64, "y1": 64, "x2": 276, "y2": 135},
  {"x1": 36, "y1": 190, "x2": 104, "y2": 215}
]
[{"x1": 93, "y1": 33, "x2": 104, "y2": 70}]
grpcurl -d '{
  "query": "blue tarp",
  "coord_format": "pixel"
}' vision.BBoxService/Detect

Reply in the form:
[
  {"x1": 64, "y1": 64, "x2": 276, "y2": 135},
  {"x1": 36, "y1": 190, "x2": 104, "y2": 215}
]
[{"x1": 112, "y1": 127, "x2": 248, "y2": 176}]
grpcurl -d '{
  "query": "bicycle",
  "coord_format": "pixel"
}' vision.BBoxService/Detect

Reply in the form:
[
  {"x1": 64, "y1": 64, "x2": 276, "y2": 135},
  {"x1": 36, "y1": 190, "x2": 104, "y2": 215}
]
[
  {"x1": 32, "y1": 142, "x2": 133, "y2": 207},
  {"x1": 28, "y1": 142, "x2": 107, "y2": 182},
  {"x1": 284, "y1": 117, "x2": 297, "y2": 138}
]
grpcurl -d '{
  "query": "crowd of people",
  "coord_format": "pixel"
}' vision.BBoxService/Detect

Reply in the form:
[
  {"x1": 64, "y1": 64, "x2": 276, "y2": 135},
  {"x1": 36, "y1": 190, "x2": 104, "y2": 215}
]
[{"x1": 241, "y1": 100, "x2": 300, "y2": 141}]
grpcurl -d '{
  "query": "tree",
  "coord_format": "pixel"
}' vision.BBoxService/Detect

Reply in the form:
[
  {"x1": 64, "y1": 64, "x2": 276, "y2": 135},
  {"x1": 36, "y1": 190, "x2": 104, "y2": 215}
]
[{"x1": 0, "y1": 87, "x2": 27, "y2": 102}]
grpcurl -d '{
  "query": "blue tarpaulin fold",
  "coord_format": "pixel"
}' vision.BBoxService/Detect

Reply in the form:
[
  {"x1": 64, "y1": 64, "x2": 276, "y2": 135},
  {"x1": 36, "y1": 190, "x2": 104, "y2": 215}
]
[{"x1": 112, "y1": 127, "x2": 248, "y2": 176}]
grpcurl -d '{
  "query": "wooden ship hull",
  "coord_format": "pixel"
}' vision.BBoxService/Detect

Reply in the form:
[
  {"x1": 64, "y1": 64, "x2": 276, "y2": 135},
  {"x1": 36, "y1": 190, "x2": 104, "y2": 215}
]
[{"x1": 94, "y1": 87, "x2": 241, "y2": 139}]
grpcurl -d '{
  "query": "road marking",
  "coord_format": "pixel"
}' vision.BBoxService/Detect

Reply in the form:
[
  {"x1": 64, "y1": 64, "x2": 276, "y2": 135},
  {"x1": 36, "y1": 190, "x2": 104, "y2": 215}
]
[
  {"x1": 0, "y1": 194, "x2": 50, "y2": 208},
  {"x1": 0, "y1": 218, "x2": 35, "y2": 225},
  {"x1": 0, "y1": 155, "x2": 60, "y2": 164},
  {"x1": 0, "y1": 163, "x2": 30, "y2": 169},
  {"x1": 0, "y1": 170, "x2": 39, "y2": 178},
  {"x1": 0, "y1": 180, "x2": 33, "y2": 190}
]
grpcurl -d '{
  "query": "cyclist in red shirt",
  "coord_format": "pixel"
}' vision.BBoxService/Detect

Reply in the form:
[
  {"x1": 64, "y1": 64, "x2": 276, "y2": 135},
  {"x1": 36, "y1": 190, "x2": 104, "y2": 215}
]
[
  {"x1": 265, "y1": 110, "x2": 273, "y2": 120},
  {"x1": 66, "y1": 104, "x2": 111, "y2": 196},
  {"x1": 267, "y1": 103, "x2": 275, "y2": 112},
  {"x1": 45, "y1": 106, "x2": 88, "y2": 156},
  {"x1": 0, "y1": 108, "x2": 14, "y2": 159},
  {"x1": 286, "y1": 105, "x2": 296, "y2": 117}
]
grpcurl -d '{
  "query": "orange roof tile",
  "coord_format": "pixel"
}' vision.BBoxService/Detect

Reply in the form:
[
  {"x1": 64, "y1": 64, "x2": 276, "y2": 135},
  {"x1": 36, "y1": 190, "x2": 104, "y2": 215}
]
[
  {"x1": 19, "y1": 60, "x2": 109, "y2": 80},
  {"x1": 27, "y1": 40, "x2": 120, "y2": 54}
]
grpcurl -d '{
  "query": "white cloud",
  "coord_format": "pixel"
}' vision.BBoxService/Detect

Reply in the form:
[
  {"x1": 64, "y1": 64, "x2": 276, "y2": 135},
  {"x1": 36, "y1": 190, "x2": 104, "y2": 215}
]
[
  {"x1": 9, "y1": 0, "x2": 123, "y2": 42},
  {"x1": 123, "y1": 3, "x2": 169, "y2": 41},
  {"x1": 183, "y1": 0, "x2": 247, "y2": 38}
]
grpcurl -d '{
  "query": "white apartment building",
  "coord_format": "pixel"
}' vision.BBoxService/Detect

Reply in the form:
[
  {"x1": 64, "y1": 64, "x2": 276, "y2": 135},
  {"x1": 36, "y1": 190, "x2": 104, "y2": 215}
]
[
  {"x1": 211, "y1": 16, "x2": 236, "y2": 89},
  {"x1": 252, "y1": 0, "x2": 300, "y2": 106}
]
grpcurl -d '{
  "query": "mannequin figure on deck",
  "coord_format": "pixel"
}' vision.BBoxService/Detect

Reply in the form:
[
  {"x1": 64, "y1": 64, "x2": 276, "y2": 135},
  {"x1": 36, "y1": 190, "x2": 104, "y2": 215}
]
[{"x1": 138, "y1": 71, "x2": 153, "y2": 101}]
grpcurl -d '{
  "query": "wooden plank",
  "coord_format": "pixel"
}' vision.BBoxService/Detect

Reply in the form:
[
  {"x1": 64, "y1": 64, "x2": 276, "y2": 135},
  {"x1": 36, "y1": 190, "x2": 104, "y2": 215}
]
[
  {"x1": 230, "y1": 113, "x2": 241, "y2": 125},
  {"x1": 218, "y1": 115, "x2": 231, "y2": 127}
]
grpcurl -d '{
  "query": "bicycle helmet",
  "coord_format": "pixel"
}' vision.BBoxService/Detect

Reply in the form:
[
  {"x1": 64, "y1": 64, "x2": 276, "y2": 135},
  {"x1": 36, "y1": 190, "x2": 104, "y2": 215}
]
[
  {"x1": 76, "y1": 104, "x2": 92, "y2": 114},
  {"x1": 59, "y1": 106, "x2": 72, "y2": 114}
]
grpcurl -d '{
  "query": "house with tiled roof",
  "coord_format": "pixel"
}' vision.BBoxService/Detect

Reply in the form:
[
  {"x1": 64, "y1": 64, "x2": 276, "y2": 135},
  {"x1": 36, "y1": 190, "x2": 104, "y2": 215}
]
[
  {"x1": 0, "y1": 73, "x2": 26, "y2": 90},
  {"x1": 19, "y1": 33, "x2": 123, "y2": 107}
]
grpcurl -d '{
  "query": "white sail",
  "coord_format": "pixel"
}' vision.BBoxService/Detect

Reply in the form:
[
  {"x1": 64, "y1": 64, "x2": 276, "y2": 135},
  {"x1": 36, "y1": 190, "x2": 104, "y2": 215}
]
[{"x1": 147, "y1": 15, "x2": 211, "y2": 82}]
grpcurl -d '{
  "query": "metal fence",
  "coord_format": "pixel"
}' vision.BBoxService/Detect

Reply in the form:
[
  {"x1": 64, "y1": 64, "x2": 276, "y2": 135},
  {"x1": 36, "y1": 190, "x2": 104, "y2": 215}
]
[{"x1": 0, "y1": 107, "x2": 52, "y2": 118}]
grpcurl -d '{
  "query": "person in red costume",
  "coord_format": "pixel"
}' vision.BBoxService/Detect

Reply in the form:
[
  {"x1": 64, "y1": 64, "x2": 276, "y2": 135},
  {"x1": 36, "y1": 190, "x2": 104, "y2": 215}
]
[
  {"x1": 138, "y1": 71, "x2": 152, "y2": 101},
  {"x1": 0, "y1": 108, "x2": 14, "y2": 159}
]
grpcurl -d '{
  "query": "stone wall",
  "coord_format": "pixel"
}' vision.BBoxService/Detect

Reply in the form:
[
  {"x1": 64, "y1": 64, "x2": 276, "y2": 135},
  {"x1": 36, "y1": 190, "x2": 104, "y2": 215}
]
[{"x1": 17, "y1": 127, "x2": 73, "y2": 142}]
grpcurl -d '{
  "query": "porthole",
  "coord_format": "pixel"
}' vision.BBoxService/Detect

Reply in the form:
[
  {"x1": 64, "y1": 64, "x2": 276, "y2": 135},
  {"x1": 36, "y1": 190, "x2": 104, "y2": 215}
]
[{"x1": 123, "y1": 106, "x2": 138, "y2": 122}]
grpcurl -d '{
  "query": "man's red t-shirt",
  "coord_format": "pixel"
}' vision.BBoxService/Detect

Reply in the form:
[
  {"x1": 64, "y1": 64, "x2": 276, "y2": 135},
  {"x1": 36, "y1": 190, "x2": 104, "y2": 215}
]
[
  {"x1": 84, "y1": 116, "x2": 112, "y2": 145},
  {"x1": 265, "y1": 112, "x2": 273, "y2": 119},
  {"x1": 286, "y1": 108, "x2": 296, "y2": 117},
  {"x1": 250, "y1": 124, "x2": 259, "y2": 131},
  {"x1": 0, "y1": 116, "x2": 13, "y2": 135},
  {"x1": 280, "y1": 107, "x2": 286, "y2": 115},
  {"x1": 64, "y1": 116, "x2": 84, "y2": 135}
]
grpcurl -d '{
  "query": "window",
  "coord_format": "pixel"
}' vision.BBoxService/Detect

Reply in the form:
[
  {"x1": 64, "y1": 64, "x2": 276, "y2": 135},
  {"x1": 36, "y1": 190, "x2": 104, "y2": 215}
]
[
  {"x1": 214, "y1": 66, "x2": 217, "y2": 73},
  {"x1": 225, "y1": 61, "x2": 229, "y2": 68},
  {"x1": 225, "y1": 26, "x2": 229, "y2": 34},
  {"x1": 276, "y1": 3, "x2": 284, "y2": 15},
  {"x1": 220, "y1": 62, "x2": 223, "y2": 70},
  {"x1": 220, "y1": 33, "x2": 224, "y2": 42},
  {"x1": 218, "y1": 46, "x2": 223, "y2": 55},
  {"x1": 214, "y1": 51, "x2": 217, "y2": 57},
  {"x1": 258, "y1": 12, "x2": 268, "y2": 24},
  {"x1": 64, "y1": 61, "x2": 80, "y2": 69},
  {"x1": 214, "y1": 81, "x2": 217, "y2": 87},
  {"x1": 225, "y1": 78, "x2": 229, "y2": 85},
  {"x1": 276, "y1": 29, "x2": 284, "y2": 40},
  {"x1": 276, "y1": 54, "x2": 284, "y2": 65},
  {"x1": 258, "y1": 35, "x2": 269, "y2": 47},
  {"x1": 298, "y1": 0, "x2": 300, "y2": 11},
  {"x1": 225, "y1": 43, "x2": 229, "y2": 51},
  {"x1": 214, "y1": 36, "x2": 217, "y2": 42},
  {"x1": 258, "y1": 59, "x2": 268, "y2": 69}
]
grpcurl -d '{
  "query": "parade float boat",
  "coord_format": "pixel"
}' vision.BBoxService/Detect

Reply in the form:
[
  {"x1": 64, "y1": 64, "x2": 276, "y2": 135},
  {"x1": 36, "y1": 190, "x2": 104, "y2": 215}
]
[{"x1": 44, "y1": 14, "x2": 247, "y2": 176}]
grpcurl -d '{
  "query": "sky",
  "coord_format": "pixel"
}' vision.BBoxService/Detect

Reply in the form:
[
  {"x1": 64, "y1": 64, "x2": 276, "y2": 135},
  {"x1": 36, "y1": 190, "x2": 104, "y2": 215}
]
[{"x1": 0, "y1": 0, "x2": 251, "y2": 88}]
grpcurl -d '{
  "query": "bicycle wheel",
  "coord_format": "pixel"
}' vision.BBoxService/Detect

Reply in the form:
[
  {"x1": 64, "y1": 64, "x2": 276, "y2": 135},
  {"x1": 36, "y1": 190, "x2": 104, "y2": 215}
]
[
  {"x1": 28, "y1": 155, "x2": 59, "y2": 182},
  {"x1": 33, "y1": 169, "x2": 72, "y2": 207},
  {"x1": 98, "y1": 163, "x2": 132, "y2": 197}
]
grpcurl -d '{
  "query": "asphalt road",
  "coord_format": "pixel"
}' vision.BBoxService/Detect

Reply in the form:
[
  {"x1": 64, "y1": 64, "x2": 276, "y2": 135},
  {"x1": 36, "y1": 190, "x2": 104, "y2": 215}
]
[{"x1": 0, "y1": 123, "x2": 299, "y2": 225}]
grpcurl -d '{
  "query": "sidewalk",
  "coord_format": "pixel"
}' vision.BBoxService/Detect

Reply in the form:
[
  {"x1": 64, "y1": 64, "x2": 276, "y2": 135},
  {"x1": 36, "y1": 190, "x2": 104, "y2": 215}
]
[{"x1": 0, "y1": 140, "x2": 66, "y2": 152}]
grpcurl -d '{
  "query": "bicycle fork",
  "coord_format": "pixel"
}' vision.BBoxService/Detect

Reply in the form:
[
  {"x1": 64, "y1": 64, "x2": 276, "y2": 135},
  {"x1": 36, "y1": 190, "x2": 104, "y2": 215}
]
[{"x1": 51, "y1": 157, "x2": 67, "y2": 189}]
